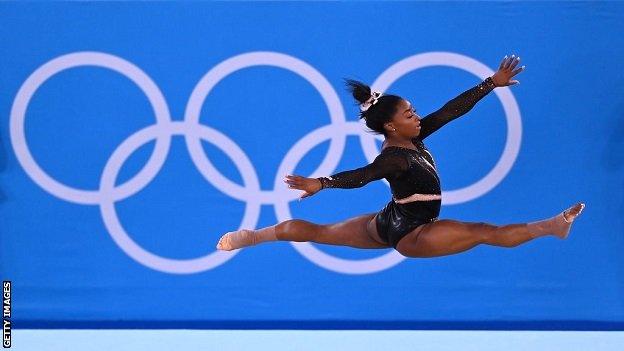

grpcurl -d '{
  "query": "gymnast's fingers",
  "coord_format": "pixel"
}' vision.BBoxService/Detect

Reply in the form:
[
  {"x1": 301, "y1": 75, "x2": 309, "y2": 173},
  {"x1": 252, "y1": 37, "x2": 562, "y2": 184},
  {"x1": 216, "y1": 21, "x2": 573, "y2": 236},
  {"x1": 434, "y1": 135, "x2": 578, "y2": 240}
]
[
  {"x1": 287, "y1": 183, "x2": 301, "y2": 190},
  {"x1": 509, "y1": 56, "x2": 520, "y2": 70},
  {"x1": 511, "y1": 65, "x2": 525, "y2": 76},
  {"x1": 284, "y1": 176, "x2": 301, "y2": 185},
  {"x1": 498, "y1": 55, "x2": 507, "y2": 70},
  {"x1": 504, "y1": 54, "x2": 515, "y2": 69}
]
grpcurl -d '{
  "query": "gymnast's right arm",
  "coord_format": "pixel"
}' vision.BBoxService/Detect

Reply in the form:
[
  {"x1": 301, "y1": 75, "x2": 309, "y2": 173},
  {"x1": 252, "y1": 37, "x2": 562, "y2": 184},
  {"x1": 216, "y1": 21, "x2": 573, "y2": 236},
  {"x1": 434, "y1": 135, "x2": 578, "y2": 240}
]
[
  {"x1": 284, "y1": 151, "x2": 408, "y2": 200},
  {"x1": 316, "y1": 151, "x2": 409, "y2": 189}
]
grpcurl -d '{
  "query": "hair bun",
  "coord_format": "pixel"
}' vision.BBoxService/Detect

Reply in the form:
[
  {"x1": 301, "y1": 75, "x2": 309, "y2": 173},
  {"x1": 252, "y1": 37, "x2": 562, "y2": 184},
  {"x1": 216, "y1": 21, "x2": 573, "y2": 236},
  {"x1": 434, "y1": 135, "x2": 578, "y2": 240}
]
[{"x1": 343, "y1": 78, "x2": 372, "y2": 105}]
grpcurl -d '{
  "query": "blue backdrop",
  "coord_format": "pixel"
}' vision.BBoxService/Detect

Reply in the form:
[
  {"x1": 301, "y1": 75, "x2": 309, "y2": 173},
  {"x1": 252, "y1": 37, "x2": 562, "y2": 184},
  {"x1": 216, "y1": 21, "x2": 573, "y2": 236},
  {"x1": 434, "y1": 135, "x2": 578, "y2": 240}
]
[{"x1": 1, "y1": 2, "x2": 623, "y2": 329}]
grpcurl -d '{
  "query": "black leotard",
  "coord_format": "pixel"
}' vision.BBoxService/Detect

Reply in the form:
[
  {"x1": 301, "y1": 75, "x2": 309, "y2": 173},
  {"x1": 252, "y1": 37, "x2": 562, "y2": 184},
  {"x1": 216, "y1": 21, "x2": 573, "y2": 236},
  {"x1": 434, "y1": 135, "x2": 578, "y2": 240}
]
[{"x1": 318, "y1": 77, "x2": 496, "y2": 248}]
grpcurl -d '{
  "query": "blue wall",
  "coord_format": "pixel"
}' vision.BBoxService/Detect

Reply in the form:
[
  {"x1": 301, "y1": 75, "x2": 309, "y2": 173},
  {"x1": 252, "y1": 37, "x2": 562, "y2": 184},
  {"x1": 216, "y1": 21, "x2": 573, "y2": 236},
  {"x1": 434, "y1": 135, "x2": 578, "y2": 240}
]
[{"x1": 1, "y1": 2, "x2": 623, "y2": 328}]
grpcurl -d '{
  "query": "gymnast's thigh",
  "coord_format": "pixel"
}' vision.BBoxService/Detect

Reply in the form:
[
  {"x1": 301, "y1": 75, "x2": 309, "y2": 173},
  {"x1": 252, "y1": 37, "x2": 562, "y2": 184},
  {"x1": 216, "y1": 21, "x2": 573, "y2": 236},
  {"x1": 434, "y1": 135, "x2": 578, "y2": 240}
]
[
  {"x1": 319, "y1": 213, "x2": 391, "y2": 249},
  {"x1": 395, "y1": 219, "x2": 488, "y2": 258}
]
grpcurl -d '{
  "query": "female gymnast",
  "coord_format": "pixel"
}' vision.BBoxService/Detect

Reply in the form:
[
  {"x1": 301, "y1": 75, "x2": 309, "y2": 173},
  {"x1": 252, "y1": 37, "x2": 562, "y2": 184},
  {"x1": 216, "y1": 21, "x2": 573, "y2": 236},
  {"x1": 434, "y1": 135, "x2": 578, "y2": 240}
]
[{"x1": 216, "y1": 54, "x2": 585, "y2": 257}]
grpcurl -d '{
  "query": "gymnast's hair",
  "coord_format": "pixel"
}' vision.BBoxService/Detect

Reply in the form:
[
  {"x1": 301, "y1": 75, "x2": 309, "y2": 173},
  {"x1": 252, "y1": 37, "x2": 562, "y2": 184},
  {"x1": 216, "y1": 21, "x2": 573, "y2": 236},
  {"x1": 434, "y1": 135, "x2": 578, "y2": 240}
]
[{"x1": 343, "y1": 78, "x2": 403, "y2": 136}]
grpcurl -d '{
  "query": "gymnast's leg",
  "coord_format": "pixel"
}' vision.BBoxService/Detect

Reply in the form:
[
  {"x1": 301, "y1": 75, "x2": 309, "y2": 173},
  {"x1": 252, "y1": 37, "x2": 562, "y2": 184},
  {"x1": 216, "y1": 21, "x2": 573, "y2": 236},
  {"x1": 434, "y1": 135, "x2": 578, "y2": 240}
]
[
  {"x1": 396, "y1": 202, "x2": 585, "y2": 258},
  {"x1": 216, "y1": 213, "x2": 390, "y2": 251}
]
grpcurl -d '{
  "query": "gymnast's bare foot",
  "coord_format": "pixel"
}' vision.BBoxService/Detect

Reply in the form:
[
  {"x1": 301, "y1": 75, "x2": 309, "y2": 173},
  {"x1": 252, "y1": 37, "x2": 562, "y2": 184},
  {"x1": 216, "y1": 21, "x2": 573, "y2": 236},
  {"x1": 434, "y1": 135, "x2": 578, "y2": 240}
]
[
  {"x1": 216, "y1": 229, "x2": 256, "y2": 251},
  {"x1": 553, "y1": 202, "x2": 586, "y2": 239}
]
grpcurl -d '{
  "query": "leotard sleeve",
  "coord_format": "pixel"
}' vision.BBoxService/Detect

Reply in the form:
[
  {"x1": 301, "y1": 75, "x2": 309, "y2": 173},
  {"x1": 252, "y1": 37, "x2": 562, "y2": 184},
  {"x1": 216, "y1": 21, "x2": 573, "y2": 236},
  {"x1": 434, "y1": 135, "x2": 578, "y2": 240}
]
[
  {"x1": 417, "y1": 76, "x2": 496, "y2": 140},
  {"x1": 317, "y1": 150, "x2": 409, "y2": 189}
]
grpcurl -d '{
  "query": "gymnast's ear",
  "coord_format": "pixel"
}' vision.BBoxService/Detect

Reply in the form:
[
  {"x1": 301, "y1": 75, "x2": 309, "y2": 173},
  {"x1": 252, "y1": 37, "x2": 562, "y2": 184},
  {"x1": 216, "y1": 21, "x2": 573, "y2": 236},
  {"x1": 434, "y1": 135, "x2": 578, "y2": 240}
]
[{"x1": 383, "y1": 122, "x2": 395, "y2": 133}]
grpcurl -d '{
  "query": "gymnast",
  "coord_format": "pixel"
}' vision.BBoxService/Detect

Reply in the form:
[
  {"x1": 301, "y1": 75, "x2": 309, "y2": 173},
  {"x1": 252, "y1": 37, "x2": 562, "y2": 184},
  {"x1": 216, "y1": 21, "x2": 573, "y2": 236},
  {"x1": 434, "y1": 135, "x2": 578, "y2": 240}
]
[{"x1": 217, "y1": 54, "x2": 585, "y2": 257}]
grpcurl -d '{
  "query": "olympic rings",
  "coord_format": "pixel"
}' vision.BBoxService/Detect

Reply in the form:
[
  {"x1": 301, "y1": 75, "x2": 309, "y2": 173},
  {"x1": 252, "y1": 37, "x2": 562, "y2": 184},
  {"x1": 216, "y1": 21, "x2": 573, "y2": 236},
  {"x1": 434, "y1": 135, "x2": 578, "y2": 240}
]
[{"x1": 9, "y1": 51, "x2": 522, "y2": 274}]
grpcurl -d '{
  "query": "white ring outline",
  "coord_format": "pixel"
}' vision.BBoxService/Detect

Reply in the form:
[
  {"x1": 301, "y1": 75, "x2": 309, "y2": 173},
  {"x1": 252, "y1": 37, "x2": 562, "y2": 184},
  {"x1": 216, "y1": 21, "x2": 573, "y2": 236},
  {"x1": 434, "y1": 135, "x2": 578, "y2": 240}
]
[
  {"x1": 9, "y1": 52, "x2": 172, "y2": 205},
  {"x1": 184, "y1": 51, "x2": 347, "y2": 204},
  {"x1": 99, "y1": 121, "x2": 258, "y2": 274}
]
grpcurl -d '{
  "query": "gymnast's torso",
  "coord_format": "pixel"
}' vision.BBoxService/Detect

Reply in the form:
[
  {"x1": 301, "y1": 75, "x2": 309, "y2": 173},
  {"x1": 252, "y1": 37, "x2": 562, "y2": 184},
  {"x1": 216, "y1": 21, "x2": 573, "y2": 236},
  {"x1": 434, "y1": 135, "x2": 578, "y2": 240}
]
[{"x1": 380, "y1": 139, "x2": 442, "y2": 220}]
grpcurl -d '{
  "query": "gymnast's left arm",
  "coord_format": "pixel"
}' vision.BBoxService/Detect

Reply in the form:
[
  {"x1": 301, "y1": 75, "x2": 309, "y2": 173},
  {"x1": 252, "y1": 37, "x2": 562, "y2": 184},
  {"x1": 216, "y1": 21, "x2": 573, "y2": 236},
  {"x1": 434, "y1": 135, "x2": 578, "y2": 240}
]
[{"x1": 417, "y1": 54, "x2": 525, "y2": 140}]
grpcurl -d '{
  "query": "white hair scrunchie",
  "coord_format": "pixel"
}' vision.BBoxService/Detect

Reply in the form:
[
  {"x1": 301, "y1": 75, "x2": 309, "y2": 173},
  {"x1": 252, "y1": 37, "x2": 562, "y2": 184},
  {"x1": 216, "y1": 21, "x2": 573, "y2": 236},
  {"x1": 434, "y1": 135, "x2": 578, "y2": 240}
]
[{"x1": 359, "y1": 91, "x2": 383, "y2": 112}]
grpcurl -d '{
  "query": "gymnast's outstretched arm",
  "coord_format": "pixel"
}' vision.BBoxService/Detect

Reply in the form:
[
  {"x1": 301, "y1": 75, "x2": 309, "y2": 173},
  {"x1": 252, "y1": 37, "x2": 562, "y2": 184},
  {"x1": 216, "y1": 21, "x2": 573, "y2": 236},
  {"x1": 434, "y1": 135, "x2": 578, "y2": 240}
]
[
  {"x1": 417, "y1": 54, "x2": 525, "y2": 140},
  {"x1": 284, "y1": 150, "x2": 409, "y2": 200},
  {"x1": 417, "y1": 77, "x2": 496, "y2": 140}
]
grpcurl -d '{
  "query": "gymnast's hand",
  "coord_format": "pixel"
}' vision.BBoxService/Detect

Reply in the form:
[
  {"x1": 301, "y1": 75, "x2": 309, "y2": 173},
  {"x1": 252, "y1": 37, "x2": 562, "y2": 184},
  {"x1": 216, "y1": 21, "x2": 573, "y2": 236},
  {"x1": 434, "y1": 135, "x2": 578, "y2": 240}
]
[
  {"x1": 491, "y1": 54, "x2": 525, "y2": 87},
  {"x1": 283, "y1": 174, "x2": 322, "y2": 200}
]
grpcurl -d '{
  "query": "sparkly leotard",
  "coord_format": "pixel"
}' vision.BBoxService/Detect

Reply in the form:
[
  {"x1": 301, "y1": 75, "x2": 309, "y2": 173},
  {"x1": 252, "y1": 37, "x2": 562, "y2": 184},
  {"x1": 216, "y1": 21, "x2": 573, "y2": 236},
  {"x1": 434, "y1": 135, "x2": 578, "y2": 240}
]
[{"x1": 318, "y1": 77, "x2": 497, "y2": 248}]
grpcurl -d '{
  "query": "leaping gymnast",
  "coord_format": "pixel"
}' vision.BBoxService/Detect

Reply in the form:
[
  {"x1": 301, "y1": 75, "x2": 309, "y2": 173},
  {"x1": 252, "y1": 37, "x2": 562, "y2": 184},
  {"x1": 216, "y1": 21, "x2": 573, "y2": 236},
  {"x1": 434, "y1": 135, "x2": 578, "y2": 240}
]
[{"x1": 216, "y1": 54, "x2": 585, "y2": 257}]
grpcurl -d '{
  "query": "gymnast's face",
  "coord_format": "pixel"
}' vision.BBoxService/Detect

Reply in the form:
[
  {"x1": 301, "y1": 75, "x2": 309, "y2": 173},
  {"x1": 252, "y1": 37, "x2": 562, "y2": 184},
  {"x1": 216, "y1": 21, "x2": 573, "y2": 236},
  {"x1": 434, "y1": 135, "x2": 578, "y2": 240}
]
[{"x1": 387, "y1": 99, "x2": 421, "y2": 138}]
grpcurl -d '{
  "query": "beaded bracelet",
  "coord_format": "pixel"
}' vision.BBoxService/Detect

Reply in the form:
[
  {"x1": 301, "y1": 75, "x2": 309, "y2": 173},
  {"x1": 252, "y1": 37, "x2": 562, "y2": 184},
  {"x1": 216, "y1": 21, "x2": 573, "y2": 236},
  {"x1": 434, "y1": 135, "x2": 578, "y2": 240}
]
[{"x1": 317, "y1": 177, "x2": 325, "y2": 190}]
